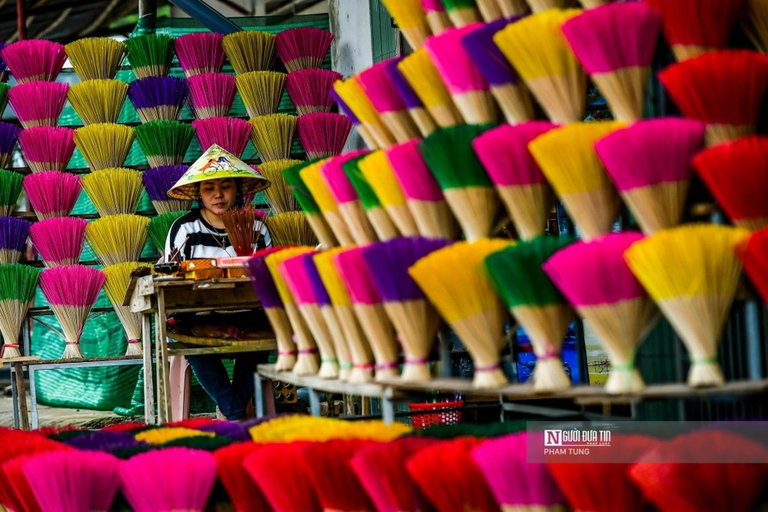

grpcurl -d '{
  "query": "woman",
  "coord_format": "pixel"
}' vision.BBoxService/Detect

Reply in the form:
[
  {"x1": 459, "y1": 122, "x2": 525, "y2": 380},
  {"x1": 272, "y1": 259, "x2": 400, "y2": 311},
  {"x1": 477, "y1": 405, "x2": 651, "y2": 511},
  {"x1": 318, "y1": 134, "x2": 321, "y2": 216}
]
[{"x1": 165, "y1": 147, "x2": 272, "y2": 420}]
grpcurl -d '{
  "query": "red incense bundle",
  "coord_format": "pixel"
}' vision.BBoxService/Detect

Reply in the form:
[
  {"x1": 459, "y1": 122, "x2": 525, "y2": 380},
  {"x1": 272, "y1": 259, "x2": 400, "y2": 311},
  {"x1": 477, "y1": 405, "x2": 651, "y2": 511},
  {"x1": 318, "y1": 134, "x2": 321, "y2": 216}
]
[
  {"x1": 213, "y1": 442, "x2": 272, "y2": 512},
  {"x1": 357, "y1": 60, "x2": 421, "y2": 143},
  {"x1": 321, "y1": 150, "x2": 378, "y2": 245},
  {"x1": 738, "y1": 227, "x2": 768, "y2": 305},
  {"x1": 301, "y1": 440, "x2": 375, "y2": 512}
]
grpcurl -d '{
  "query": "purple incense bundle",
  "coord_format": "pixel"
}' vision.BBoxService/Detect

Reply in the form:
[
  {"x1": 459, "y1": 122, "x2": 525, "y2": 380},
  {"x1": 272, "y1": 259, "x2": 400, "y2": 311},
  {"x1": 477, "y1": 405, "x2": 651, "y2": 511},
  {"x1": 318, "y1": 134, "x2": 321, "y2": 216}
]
[
  {"x1": 142, "y1": 165, "x2": 192, "y2": 214},
  {"x1": 128, "y1": 76, "x2": 189, "y2": 123},
  {"x1": 18, "y1": 126, "x2": 75, "y2": 172},
  {"x1": 64, "y1": 431, "x2": 147, "y2": 452},
  {"x1": 0, "y1": 217, "x2": 31, "y2": 264},
  {"x1": 192, "y1": 117, "x2": 251, "y2": 157},
  {"x1": 0, "y1": 122, "x2": 21, "y2": 169},
  {"x1": 461, "y1": 17, "x2": 533, "y2": 123},
  {"x1": 197, "y1": 421, "x2": 249, "y2": 441},
  {"x1": 361, "y1": 236, "x2": 449, "y2": 381},
  {"x1": 383, "y1": 58, "x2": 436, "y2": 137}
]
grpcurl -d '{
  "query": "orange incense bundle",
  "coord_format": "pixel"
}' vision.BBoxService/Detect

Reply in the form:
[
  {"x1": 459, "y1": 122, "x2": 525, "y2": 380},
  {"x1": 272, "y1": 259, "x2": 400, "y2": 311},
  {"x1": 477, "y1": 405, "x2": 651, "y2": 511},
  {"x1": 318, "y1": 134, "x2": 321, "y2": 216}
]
[{"x1": 658, "y1": 50, "x2": 768, "y2": 146}]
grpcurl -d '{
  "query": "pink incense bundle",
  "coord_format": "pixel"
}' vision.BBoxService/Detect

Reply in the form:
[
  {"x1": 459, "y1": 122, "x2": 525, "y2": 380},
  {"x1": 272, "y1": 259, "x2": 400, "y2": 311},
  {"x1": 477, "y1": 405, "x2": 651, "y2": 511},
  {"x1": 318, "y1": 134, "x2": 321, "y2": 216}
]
[
  {"x1": 276, "y1": 27, "x2": 334, "y2": 72},
  {"x1": 23, "y1": 171, "x2": 82, "y2": 220},
  {"x1": 297, "y1": 112, "x2": 353, "y2": 159},
  {"x1": 561, "y1": 2, "x2": 661, "y2": 122},
  {"x1": 335, "y1": 247, "x2": 400, "y2": 380},
  {"x1": 424, "y1": 25, "x2": 499, "y2": 124},
  {"x1": 24, "y1": 451, "x2": 120, "y2": 512},
  {"x1": 8, "y1": 81, "x2": 68, "y2": 128},
  {"x1": 321, "y1": 150, "x2": 378, "y2": 245},
  {"x1": 286, "y1": 68, "x2": 342, "y2": 115},
  {"x1": 645, "y1": 0, "x2": 745, "y2": 61},
  {"x1": 29, "y1": 217, "x2": 87, "y2": 268},
  {"x1": 386, "y1": 139, "x2": 458, "y2": 240},
  {"x1": 472, "y1": 433, "x2": 565, "y2": 512},
  {"x1": 421, "y1": 0, "x2": 452, "y2": 34},
  {"x1": 120, "y1": 448, "x2": 217, "y2": 512},
  {"x1": 351, "y1": 437, "x2": 439, "y2": 512},
  {"x1": 1, "y1": 40, "x2": 67, "y2": 83},
  {"x1": 301, "y1": 440, "x2": 376, "y2": 512},
  {"x1": 658, "y1": 50, "x2": 768, "y2": 146},
  {"x1": 19, "y1": 126, "x2": 75, "y2": 172},
  {"x1": 39, "y1": 265, "x2": 105, "y2": 359},
  {"x1": 187, "y1": 72, "x2": 236, "y2": 119},
  {"x1": 473, "y1": 122, "x2": 557, "y2": 240},
  {"x1": 356, "y1": 60, "x2": 421, "y2": 143},
  {"x1": 192, "y1": 117, "x2": 252, "y2": 158},
  {"x1": 333, "y1": 77, "x2": 397, "y2": 150},
  {"x1": 543, "y1": 233, "x2": 658, "y2": 393},
  {"x1": 174, "y1": 32, "x2": 226, "y2": 77},
  {"x1": 595, "y1": 118, "x2": 706, "y2": 234}
]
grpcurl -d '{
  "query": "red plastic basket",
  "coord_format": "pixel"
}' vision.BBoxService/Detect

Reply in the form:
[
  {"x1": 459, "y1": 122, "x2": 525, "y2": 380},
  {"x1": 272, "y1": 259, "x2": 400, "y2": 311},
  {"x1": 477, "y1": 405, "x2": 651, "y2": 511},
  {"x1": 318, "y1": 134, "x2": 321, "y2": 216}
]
[{"x1": 408, "y1": 400, "x2": 464, "y2": 429}]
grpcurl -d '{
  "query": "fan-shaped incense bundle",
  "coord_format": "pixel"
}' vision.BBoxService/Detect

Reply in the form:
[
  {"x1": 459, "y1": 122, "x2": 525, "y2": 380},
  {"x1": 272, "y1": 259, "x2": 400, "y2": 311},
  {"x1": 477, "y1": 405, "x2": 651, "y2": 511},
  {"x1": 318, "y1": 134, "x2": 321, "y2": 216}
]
[
  {"x1": 529, "y1": 122, "x2": 623, "y2": 240},
  {"x1": 236, "y1": 71, "x2": 286, "y2": 119},
  {"x1": 283, "y1": 160, "x2": 337, "y2": 247},
  {"x1": 243, "y1": 443, "x2": 322, "y2": 511},
  {"x1": 258, "y1": 159, "x2": 301, "y2": 214},
  {"x1": 0, "y1": 170, "x2": 22, "y2": 217},
  {"x1": 562, "y1": 3, "x2": 660, "y2": 122},
  {"x1": 357, "y1": 61, "x2": 422, "y2": 142},
  {"x1": 67, "y1": 79, "x2": 128, "y2": 125},
  {"x1": 135, "y1": 120, "x2": 195, "y2": 168},
  {"x1": 546, "y1": 234, "x2": 657, "y2": 394},
  {"x1": 386, "y1": 139, "x2": 458, "y2": 240},
  {"x1": 286, "y1": 69, "x2": 342, "y2": 115},
  {"x1": 381, "y1": 0, "x2": 431, "y2": 48},
  {"x1": 298, "y1": 112, "x2": 353, "y2": 159},
  {"x1": 148, "y1": 210, "x2": 187, "y2": 254},
  {"x1": 222, "y1": 205, "x2": 266, "y2": 257},
  {"x1": 29, "y1": 217, "x2": 86, "y2": 268},
  {"x1": 82, "y1": 168, "x2": 143, "y2": 217},
  {"x1": 343, "y1": 155, "x2": 401, "y2": 241},
  {"x1": 0, "y1": 217, "x2": 31, "y2": 264},
  {"x1": 363, "y1": 237, "x2": 449, "y2": 381},
  {"x1": 175, "y1": 32, "x2": 225, "y2": 77},
  {"x1": 128, "y1": 76, "x2": 189, "y2": 123},
  {"x1": 19, "y1": 126, "x2": 74, "y2": 172},
  {"x1": 383, "y1": 58, "x2": 437, "y2": 137},
  {"x1": 334, "y1": 248, "x2": 400, "y2": 380},
  {"x1": 74, "y1": 123, "x2": 135, "y2": 171},
  {"x1": 495, "y1": 9, "x2": 586, "y2": 124},
  {"x1": 213, "y1": 443, "x2": 272, "y2": 512},
  {"x1": 333, "y1": 78, "x2": 396, "y2": 149},
  {"x1": 223, "y1": 30, "x2": 277, "y2": 74},
  {"x1": 192, "y1": 117, "x2": 251, "y2": 158},
  {"x1": 740, "y1": 228, "x2": 768, "y2": 307},
  {"x1": 486, "y1": 236, "x2": 575, "y2": 392},
  {"x1": 85, "y1": 214, "x2": 150, "y2": 266},
  {"x1": 625, "y1": 224, "x2": 750, "y2": 387},
  {"x1": 124, "y1": 33, "x2": 174, "y2": 79},
  {"x1": 8, "y1": 81, "x2": 68, "y2": 128},
  {"x1": 23, "y1": 171, "x2": 81, "y2": 220},
  {"x1": 462, "y1": 19, "x2": 534, "y2": 124},
  {"x1": 398, "y1": 49, "x2": 464, "y2": 128},
  {"x1": 1, "y1": 40, "x2": 66, "y2": 83},
  {"x1": 265, "y1": 247, "x2": 319, "y2": 375},
  {"x1": 250, "y1": 114, "x2": 297, "y2": 162},
  {"x1": 187, "y1": 72, "x2": 235, "y2": 120},
  {"x1": 425, "y1": 25, "x2": 498, "y2": 124},
  {"x1": 265, "y1": 212, "x2": 317, "y2": 246},
  {"x1": 694, "y1": 136, "x2": 768, "y2": 231},
  {"x1": 744, "y1": 0, "x2": 768, "y2": 53},
  {"x1": 420, "y1": 124, "x2": 498, "y2": 241},
  {"x1": 595, "y1": 118, "x2": 705, "y2": 235},
  {"x1": 276, "y1": 27, "x2": 333, "y2": 72},
  {"x1": 65, "y1": 37, "x2": 125, "y2": 81},
  {"x1": 142, "y1": 165, "x2": 191, "y2": 213},
  {"x1": 658, "y1": 50, "x2": 768, "y2": 146},
  {"x1": 300, "y1": 159, "x2": 355, "y2": 246},
  {"x1": 0, "y1": 264, "x2": 39, "y2": 358},
  {"x1": 103, "y1": 262, "x2": 153, "y2": 356},
  {"x1": 330, "y1": 86, "x2": 379, "y2": 149},
  {"x1": 40, "y1": 265, "x2": 105, "y2": 359},
  {"x1": 474, "y1": 122, "x2": 556, "y2": 240},
  {"x1": 359, "y1": 150, "x2": 420, "y2": 238},
  {"x1": 410, "y1": 239, "x2": 512, "y2": 388},
  {"x1": 0, "y1": 122, "x2": 20, "y2": 169}
]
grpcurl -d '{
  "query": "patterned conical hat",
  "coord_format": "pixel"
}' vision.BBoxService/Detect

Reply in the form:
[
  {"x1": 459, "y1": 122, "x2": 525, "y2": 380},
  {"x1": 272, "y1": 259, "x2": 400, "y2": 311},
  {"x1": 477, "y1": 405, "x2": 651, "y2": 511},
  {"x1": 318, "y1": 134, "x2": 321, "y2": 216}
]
[{"x1": 168, "y1": 144, "x2": 270, "y2": 200}]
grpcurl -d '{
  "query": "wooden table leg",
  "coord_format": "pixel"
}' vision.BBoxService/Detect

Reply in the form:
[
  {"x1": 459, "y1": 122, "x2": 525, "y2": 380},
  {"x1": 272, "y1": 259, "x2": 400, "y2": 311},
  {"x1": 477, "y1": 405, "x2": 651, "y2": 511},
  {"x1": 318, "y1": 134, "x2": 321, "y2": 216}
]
[
  {"x1": 14, "y1": 363, "x2": 29, "y2": 431},
  {"x1": 155, "y1": 292, "x2": 172, "y2": 423},
  {"x1": 142, "y1": 313, "x2": 156, "y2": 425}
]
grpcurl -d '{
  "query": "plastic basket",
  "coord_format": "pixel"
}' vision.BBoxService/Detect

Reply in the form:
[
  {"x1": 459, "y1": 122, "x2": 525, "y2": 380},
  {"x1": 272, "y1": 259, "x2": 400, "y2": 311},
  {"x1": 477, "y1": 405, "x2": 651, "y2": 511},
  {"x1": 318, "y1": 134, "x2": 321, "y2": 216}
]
[{"x1": 408, "y1": 400, "x2": 464, "y2": 430}]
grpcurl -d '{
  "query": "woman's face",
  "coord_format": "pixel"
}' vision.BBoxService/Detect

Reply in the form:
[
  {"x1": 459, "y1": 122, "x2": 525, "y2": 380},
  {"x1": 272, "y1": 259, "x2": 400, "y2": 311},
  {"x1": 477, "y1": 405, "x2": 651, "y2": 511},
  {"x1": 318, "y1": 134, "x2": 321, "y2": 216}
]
[{"x1": 199, "y1": 178, "x2": 237, "y2": 216}]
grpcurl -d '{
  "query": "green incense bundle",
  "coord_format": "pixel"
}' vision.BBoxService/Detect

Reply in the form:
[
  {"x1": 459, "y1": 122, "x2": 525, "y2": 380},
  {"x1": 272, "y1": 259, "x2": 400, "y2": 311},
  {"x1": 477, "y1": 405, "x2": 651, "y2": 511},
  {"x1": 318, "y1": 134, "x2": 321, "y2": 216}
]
[
  {"x1": 485, "y1": 235, "x2": 575, "y2": 392},
  {"x1": 124, "y1": 33, "x2": 174, "y2": 79},
  {"x1": 0, "y1": 263, "x2": 40, "y2": 358},
  {"x1": 283, "y1": 160, "x2": 336, "y2": 247},
  {"x1": 420, "y1": 124, "x2": 497, "y2": 241},
  {"x1": 0, "y1": 83, "x2": 10, "y2": 117},
  {"x1": 0, "y1": 170, "x2": 23, "y2": 216},
  {"x1": 135, "y1": 120, "x2": 195, "y2": 168},
  {"x1": 343, "y1": 155, "x2": 400, "y2": 240},
  {"x1": 148, "y1": 210, "x2": 187, "y2": 254}
]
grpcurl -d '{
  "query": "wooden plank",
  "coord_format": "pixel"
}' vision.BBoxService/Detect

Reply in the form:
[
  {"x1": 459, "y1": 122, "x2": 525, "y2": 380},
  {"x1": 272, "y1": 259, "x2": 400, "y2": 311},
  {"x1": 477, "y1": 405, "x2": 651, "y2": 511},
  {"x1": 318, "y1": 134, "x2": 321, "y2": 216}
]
[
  {"x1": 137, "y1": 275, "x2": 156, "y2": 297},
  {"x1": 14, "y1": 355, "x2": 139, "y2": 367},
  {"x1": 168, "y1": 340, "x2": 277, "y2": 356},
  {"x1": 257, "y1": 364, "x2": 406, "y2": 399},
  {"x1": 2, "y1": 356, "x2": 41, "y2": 364},
  {"x1": 13, "y1": 362, "x2": 29, "y2": 431}
]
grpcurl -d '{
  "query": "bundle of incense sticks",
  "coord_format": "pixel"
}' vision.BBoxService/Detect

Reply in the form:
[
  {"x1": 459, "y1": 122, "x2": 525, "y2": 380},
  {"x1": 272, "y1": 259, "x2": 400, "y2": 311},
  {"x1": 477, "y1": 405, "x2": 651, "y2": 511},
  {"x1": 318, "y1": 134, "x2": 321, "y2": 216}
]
[
  {"x1": 383, "y1": 58, "x2": 437, "y2": 137},
  {"x1": 333, "y1": 77, "x2": 396, "y2": 149},
  {"x1": 342, "y1": 154, "x2": 401, "y2": 241}
]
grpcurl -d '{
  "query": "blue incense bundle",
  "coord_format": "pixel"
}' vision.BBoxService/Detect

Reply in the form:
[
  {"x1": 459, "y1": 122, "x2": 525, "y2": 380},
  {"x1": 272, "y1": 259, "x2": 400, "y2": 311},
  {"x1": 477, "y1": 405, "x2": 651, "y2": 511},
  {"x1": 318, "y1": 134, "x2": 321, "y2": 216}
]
[
  {"x1": 384, "y1": 58, "x2": 436, "y2": 137},
  {"x1": 362, "y1": 236, "x2": 450, "y2": 382},
  {"x1": 461, "y1": 17, "x2": 533, "y2": 123},
  {"x1": 0, "y1": 122, "x2": 21, "y2": 169},
  {"x1": 142, "y1": 165, "x2": 191, "y2": 214},
  {"x1": 0, "y1": 216, "x2": 31, "y2": 264},
  {"x1": 129, "y1": 76, "x2": 189, "y2": 124}
]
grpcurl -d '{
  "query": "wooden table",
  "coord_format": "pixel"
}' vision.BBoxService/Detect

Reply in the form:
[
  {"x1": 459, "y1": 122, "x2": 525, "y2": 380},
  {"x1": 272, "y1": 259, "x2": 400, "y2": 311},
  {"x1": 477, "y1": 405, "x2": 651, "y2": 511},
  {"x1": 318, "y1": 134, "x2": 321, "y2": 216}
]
[{"x1": 127, "y1": 275, "x2": 276, "y2": 424}]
